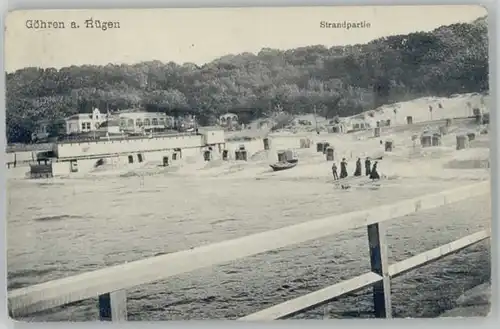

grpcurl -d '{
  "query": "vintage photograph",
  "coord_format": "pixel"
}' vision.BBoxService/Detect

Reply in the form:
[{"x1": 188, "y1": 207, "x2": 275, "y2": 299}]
[{"x1": 4, "y1": 6, "x2": 491, "y2": 321}]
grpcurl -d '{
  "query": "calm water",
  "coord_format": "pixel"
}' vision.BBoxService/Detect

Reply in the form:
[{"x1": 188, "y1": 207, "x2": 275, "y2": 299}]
[{"x1": 7, "y1": 167, "x2": 491, "y2": 321}]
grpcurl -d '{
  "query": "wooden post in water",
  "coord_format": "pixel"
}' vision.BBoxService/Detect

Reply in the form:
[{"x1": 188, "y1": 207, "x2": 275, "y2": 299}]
[
  {"x1": 367, "y1": 223, "x2": 392, "y2": 318},
  {"x1": 99, "y1": 290, "x2": 128, "y2": 321}
]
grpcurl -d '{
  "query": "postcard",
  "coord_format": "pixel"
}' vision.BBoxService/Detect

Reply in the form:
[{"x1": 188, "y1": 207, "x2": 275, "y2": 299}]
[{"x1": 4, "y1": 5, "x2": 491, "y2": 321}]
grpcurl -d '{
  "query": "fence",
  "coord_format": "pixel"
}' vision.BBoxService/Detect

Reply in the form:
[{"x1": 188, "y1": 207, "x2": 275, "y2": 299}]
[{"x1": 8, "y1": 181, "x2": 491, "y2": 321}]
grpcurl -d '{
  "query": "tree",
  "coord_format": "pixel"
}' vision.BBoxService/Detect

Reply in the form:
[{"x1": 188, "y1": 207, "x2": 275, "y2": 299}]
[{"x1": 5, "y1": 16, "x2": 489, "y2": 143}]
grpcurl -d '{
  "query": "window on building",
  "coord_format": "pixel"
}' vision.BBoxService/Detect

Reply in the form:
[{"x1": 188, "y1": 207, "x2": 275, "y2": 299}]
[
  {"x1": 120, "y1": 119, "x2": 126, "y2": 127},
  {"x1": 128, "y1": 119, "x2": 134, "y2": 127},
  {"x1": 81, "y1": 122, "x2": 86, "y2": 130},
  {"x1": 152, "y1": 118, "x2": 158, "y2": 126},
  {"x1": 85, "y1": 122, "x2": 91, "y2": 130},
  {"x1": 128, "y1": 155, "x2": 134, "y2": 164},
  {"x1": 136, "y1": 119, "x2": 143, "y2": 127},
  {"x1": 159, "y1": 118, "x2": 165, "y2": 125},
  {"x1": 144, "y1": 118, "x2": 151, "y2": 126}
]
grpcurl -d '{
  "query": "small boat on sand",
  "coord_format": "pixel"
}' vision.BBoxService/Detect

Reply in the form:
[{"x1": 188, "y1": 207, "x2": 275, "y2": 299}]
[{"x1": 270, "y1": 161, "x2": 297, "y2": 172}]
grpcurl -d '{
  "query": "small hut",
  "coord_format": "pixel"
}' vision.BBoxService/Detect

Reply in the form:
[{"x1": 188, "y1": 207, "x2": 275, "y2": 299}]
[
  {"x1": 263, "y1": 138, "x2": 271, "y2": 150},
  {"x1": 326, "y1": 147, "x2": 334, "y2": 161},
  {"x1": 456, "y1": 135, "x2": 468, "y2": 150},
  {"x1": 330, "y1": 123, "x2": 345, "y2": 133},
  {"x1": 278, "y1": 149, "x2": 298, "y2": 163},
  {"x1": 172, "y1": 148, "x2": 182, "y2": 160},
  {"x1": 203, "y1": 150, "x2": 211, "y2": 161},
  {"x1": 235, "y1": 145, "x2": 247, "y2": 161},
  {"x1": 316, "y1": 142, "x2": 324, "y2": 153},
  {"x1": 431, "y1": 133, "x2": 442, "y2": 146},
  {"x1": 70, "y1": 160, "x2": 78, "y2": 173},
  {"x1": 482, "y1": 113, "x2": 490, "y2": 125},
  {"x1": 406, "y1": 116, "x2": 413, "y2": 125},
  {"x1": 420, "y1": 132, "x2": 433, "y2": 148},
  {"x1": 30, "y1": 164, "x2": 53, "y2": 179},
  {"x1": 473, "y1": 108, "x2": 482, "y2": 124},
  {"x1": 284, "y1": 149, "x2": 298, "y2": 163},
  {"x1": 277, "y1": 150, "x2": 287, "y2": 162},
  {"x1": 322, "y1": 142, "x2": 330, "y2": 154},
  {"x1": 385, "y1": 140, "x2": 393, "y2": 152},
  {"x1": 374, "y1": 127, "x2": 381, "y2": 138},
  {"x1": 300, "y1": 138, "x2": 311, "y2": 148}
]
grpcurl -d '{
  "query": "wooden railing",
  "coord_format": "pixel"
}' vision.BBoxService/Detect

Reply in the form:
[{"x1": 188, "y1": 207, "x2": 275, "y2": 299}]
[{"x1": 8, "y1": 181, "x2": 491, "y2": 321}]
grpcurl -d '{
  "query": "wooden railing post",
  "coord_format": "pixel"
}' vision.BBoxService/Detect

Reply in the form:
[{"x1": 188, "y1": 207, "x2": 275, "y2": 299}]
[
  {"x1": 98, "y1": 290, "x2": 128, "y2": 321},
  {"x1": 367, "y1": 223, "x2": 392, "y2": 318}
]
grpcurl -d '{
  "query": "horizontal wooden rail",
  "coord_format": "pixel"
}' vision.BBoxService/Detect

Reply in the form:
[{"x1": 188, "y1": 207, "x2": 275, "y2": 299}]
[
  {"x1": 238, "y1": 229, "x2": 490, "y2": 320},
  {"x1": 388, "y1": 230, "x2": 491, "y2": 278},
  {"x1": 239, "y1": 272, "x2": 383, "y2": 321},
  {"x1": 8, "y1": 181, "x2": 490, "y2": 319}
]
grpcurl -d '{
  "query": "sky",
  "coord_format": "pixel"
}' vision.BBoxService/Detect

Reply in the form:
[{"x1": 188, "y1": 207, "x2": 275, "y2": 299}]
[{"x1": 4, "y1": 5, "x2": 488, "y2": 72}]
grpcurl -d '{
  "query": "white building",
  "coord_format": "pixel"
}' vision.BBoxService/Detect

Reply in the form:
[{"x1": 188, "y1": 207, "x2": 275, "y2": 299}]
[
  {"x1": 31, "y1": 119, "x2": 65, "y2": 142},
  {"x1": 345, "y1": 117, "x2": 371, "y2": 132},
  {"x1": 115, "y1": 111, "x2": 174, "y2": 133},
  {"x1": 65, "y1": 108, "x2": 106, "y2": 134},
  {"x1": 327, "y1": 122, "x2": 347, "y2": 133}
]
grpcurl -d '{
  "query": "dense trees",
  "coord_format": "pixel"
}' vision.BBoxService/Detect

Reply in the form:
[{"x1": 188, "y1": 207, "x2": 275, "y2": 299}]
[{"x1": 5, "y1": 17, "x2": 488, "y2": 143}]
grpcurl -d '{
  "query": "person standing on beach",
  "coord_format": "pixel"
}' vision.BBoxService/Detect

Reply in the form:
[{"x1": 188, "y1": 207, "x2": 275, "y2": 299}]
[
  {"x1": 332, "y1": 162, "x2": 339, "y2": 180},
  {"x1": 370, "y1": 161, "x2": 380, "y2": 180},
  {"x1": 365, "y1": 157, "x2": 371, "y2": 176},
  {"x1": 340, "y1": 158, "x2": 348, "y2": 179},
  {"x1": 353, "y1": 158, "x2": 362, "y2": 176}
]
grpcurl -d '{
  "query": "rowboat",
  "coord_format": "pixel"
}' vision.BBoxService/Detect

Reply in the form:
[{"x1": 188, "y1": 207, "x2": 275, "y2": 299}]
[{"x1": 270, "y1": 161, "x2": 297, "y2": 172}]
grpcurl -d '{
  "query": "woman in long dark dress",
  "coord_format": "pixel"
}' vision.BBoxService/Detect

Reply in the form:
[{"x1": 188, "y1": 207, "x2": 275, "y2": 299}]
[
  {"x1": 340, "y1": 158, "x2": 348, "y2": 179},
  {"x1": 365, "y1": 157, "x2": 371, "y2": 176},
  {"x1": 353, "y1": 158, "x2": 362, "y2": 176},
  {"x1": 369, "y1": 161, "x2": 380, "y2": 180}
]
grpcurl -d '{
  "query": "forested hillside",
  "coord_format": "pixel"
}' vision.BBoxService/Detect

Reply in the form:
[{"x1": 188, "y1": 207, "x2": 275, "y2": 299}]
[{"x1": 5, "y1": 17, "x2": 488, "y2": 143}]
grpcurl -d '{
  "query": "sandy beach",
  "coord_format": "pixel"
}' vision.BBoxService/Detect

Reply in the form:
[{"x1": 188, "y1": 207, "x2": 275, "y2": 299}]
[{"x1": 7, "y1": 93, "x2": 491, "y2": 320}]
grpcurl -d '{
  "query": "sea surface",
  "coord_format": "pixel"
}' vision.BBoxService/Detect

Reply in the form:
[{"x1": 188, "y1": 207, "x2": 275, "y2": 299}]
[{"x1": 7, "y1": 169, "x2": 491, "y2": 321}]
